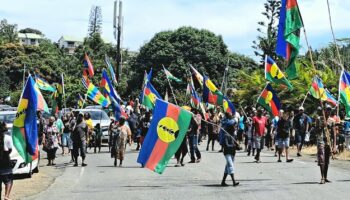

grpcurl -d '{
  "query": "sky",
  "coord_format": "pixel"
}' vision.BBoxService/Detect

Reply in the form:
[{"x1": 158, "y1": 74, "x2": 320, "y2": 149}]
[{"x1": 1, "y1": 0, "x2": 350, "y2": 60}]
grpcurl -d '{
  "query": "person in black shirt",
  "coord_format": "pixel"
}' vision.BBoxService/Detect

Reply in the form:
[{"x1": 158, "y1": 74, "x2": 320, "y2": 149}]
[
  {"x1": 138, "y1": 111, "x2": 151, "y2": 150},
  {"x1": 293, "y1": 107, "x2": 309, "y2": 157},
  {"x1": 277, "y1": 110, "x2": 293, "y2": 163},
  {"x1": 221, "y1": 121, "x2": 239, "y2": 187}
]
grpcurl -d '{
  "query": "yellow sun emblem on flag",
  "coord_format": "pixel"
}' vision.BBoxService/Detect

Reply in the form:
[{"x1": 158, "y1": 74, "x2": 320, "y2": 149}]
[
  {"x1": 157, "y1": 117, "x2": 179, "y2": 143},
  {"x1": 148, "y1": 93, "x2": 157, "y2": 104},
  {"x1": 270, "y1": 64, "x2": 284, "y2": 79},
  {"x1": 265, "y1": 91, "x2": 273, "y2": 105}
]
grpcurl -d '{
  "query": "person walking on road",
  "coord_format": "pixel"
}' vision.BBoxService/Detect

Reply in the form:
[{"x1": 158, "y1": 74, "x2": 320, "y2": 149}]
[
  {"x1": 293, "y1": 106, "x2": 309, "y2": 157},
  {"x1": 206, "y1": 108, "x2": 220, "y2": 151},
  {"x1": 43, "y1": 117, "x2": 60, "y2": 166},
  {"x1": 276, "y1": 110, "x2": 293, "y2": 163},
  {"x1": 94, "y1": 123, "x2": 102, "y2": 153},
  {"x1": 221, "y1": 121, "x2": 239, "y2": 187},
  {"x1": 71, "y1": 113, "x2": 88, "y2": 167},
  {"x1": 0, "y1": 122, "x2": 13, "y2": 200},
  {"x1": 188, "y1": 112, "x2": 201, "y2": 163},
  {"x1": 252, "y1": 109, "x2": 267, "y2": 163},
  {"x1": 114, "y1": 117, "x2": 132, "y2": 167}
]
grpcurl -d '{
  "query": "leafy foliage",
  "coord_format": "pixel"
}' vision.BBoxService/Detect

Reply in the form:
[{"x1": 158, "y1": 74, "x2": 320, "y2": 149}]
[{"x1": 252, "y1": 0, "x2": 281, "y2": 65}]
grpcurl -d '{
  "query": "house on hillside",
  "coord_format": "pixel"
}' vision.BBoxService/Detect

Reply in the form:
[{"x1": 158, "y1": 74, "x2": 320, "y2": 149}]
[
  {"x1": 58, "y1": 35, "x2": 83, "y2": 54},
  {"x1": 18, "y1": 33, "x2": 44, "y2": 46}
]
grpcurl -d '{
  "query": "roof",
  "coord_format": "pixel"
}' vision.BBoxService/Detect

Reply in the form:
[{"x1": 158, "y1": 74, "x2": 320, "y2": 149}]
[
  {"x1": 18, "y1": 33, "x2": 43, "y2": 39},
  {"x1": 59, "y1": 35, "x2": 83, "y2": 42}
]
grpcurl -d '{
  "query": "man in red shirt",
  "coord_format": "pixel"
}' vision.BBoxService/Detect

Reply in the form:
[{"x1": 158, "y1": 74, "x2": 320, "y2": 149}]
[{"x1": 252, "y1": 109, "x2": 267, "y2": 163}]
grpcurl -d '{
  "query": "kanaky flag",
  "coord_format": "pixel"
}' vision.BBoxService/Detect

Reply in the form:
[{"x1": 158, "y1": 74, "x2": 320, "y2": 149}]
[
  {"x1": 257, "y1": 83, "x2": 281, "y2": 117},
  {"x1": 339, "y1": 70, "x2": 350, "y2": 117},
  {"x1": 83, "y1": 53, "x2": 95, "y2": 78},
  {"x1": 223, "y1": 97, "x2": 236, "y2": 115},
  {"x1": 137, "y1": 99, "x2": 192, "y2": 174},
  {"x1": 12, "y1": 76, "x2": 40, "y2": 163},
  {"x1": 265, "y1": 56, "x2": 293, "y2": 90},
  {"x1": 203, "y1": 75, "x2": 224, "y2": 105}
]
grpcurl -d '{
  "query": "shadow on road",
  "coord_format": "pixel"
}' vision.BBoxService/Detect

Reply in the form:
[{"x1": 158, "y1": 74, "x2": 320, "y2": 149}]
[
  {"x1": 122, "y1": 185, "x2": 163, "y2": 188},
  {"x1": 291, "y1": 182, "x2": 319, "y2": 185},
  {"x1": 96, "y1": 165, "x2": 141, "y2": 168}
]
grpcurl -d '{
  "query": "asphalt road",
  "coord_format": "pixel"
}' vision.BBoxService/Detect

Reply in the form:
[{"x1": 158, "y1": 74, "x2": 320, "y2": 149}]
[{"x1": 26, "y1": 143, "x2": 350, "y2": 200}]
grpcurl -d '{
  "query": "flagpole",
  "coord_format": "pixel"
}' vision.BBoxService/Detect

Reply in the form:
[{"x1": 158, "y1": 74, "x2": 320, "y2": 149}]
[
  {"x1": 162, "y1": 64, "x2": 178, "y2": 105},
  {"x1": 61, "y1": 73, "x2": 67, "y2": 112},
  {"x1": 300, "y1": 91, "x2": 309, "y2": 107},
  {"x1": 254, "y1": 83, "x2": 269, "y2": 108},
  {"x1": 326, "y1": 0, "x2": 344, "y2": 70},
  {"x1": 299, "y1": 6, "x2": 333, "y2": 151},
  {"x1": 220, "y1": 58, "x2": 229, "y2": 93},
  {"x1": 22, "y1": 64, "x2": 26, "y2": 89}
]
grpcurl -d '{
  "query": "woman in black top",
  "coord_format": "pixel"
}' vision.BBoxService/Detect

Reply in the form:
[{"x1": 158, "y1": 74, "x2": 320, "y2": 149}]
[
  {"x1": 221, "y1": 121, "x2": 239, "y2": 187},
  {"x1": 0, "y1": 122, "x2": 13, "y2": 200}
]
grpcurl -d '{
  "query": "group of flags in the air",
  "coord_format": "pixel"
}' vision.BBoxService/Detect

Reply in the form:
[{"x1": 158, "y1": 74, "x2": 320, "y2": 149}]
[
  {"x1": 256, "y1": 0, "x2": 341, "y2": 118},
  {"x1": 12, "y1": 0, "x2": 350, "y2": 175}
]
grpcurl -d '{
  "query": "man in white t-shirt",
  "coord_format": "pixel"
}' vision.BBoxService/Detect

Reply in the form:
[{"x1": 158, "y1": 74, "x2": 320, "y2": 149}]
[{"x1": 1, "y1": 122, "x2": 14, "y2": 200}]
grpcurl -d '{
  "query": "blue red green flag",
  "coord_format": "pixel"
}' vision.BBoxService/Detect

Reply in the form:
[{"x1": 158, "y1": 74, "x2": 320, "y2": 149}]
[
  {"x1": 265, "y1": 56, "x2": 293, "y2": 90},
  {"x1": 83, "y1": 53, "x2": 95, "y2": 78},
  {"x1": 223, "y1": 97, "x2": 236, "y2": 115},
  {"x1": 257, "y1": 83, "x2": 281, "y2": 117},
  {"x1": 137, "y1": 99, "x2": 192, "y2": 174},
  {"x1": 276, "y1": 0, "x2": 303, "y2": 79},
  {"x1": 203, "y1": 75, "x2": 224, "y2": 105},
  {"x1": 12, "y1": 76, "x2": 40, "y2": 163}
]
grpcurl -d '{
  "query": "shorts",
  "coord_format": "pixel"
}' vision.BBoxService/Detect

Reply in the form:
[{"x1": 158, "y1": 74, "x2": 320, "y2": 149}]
[
  {"x1": 295, "y1": 131, "x2": 306, "y2": 144},
  {"x1": 253, "y1": 136, "x2": 262, "y2": 149},
  {"x1": 73, "y1": 142, "x2": 87, "y2": 158},
  {"x1": 317, "y1": 144, "x2": 331, "y2": 166},
  {"x1": 62, "y1": 133, "x2": 70, "y2": 147},
  {"x1": 0, "y1": 173, "x2": 13, "y2": 185},
  {"x1": 278, "y1": 138, "x2": 290, "y2": 149}
]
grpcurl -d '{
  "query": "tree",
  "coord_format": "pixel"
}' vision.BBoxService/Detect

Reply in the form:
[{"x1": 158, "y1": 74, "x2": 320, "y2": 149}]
[
  {"x1": 0, "y1": 19, "x2": 18, "y2": 44},
  {"x1": 19, "y1": 28, "x2": 43, "y2": 35},
  {"x1": 88, "y1": 6, "x2": 103, "y2": 36},
  {"x1": 132, "y1": 27, "x2": 228, "y2": 99},
  {"x1": 252, "y1": 0, "x2": 281, "y2": 65}
]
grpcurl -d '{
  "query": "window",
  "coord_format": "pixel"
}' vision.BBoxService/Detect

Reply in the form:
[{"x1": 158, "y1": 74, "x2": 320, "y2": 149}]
[
  {"x1": 67, "y1": 41, "x2": 75, "y2": 48},
  {"x1": 30, "y1": 39, "x2": 36, "y2": 45}
]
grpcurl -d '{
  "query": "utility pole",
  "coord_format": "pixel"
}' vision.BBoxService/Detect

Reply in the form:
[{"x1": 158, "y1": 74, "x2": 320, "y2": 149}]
[{"x1": 114, "y1": 0, "x2": 123, "y2": 82}]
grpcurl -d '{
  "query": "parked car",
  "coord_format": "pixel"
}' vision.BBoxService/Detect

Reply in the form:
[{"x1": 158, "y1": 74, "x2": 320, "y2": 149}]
[
  {"x1": 0, "y1": 104, "x2": 16, "y2": 111},
  {"x1": 0, "y1": 111, "x2": 39, "y2": 177},
  {"x1": 72, "y1": 109, "x2": 111, "y2": 144}
]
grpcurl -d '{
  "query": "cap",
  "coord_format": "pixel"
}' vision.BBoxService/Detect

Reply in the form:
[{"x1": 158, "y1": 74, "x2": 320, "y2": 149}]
[{"x1": 299, "y1": 106, "x2": 304, "y2": 111}]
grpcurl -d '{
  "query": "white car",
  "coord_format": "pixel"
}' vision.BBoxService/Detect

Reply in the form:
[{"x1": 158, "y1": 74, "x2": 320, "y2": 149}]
[
  {"x1": 0, "y1": 111, "x2": 39, "y2": 177},
  {"x1": 73, "y1": 109, "x2": 111, "y2": 144}
]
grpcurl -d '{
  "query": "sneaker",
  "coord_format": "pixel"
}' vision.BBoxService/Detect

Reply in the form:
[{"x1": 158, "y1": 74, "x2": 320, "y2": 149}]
[
  {"x1": 82, "y1": 163, "x2": 87, "y2": 167},
  {"x1": 73, "y1": 163, "x2": 78, "y2": 167},
  {"x1": 175, "y1": 164, "x2": 180, "y2": 167},
  {"x1": 277, "y1": 159, "x2": 282, "y2": 162},
  {"x1": 286, "y1": 159, "x2": 294, "y2": 163},
  {"x1": 181, "y1": 163, "x2": 185, "y2": 167},
  {"x1": 297, "y1": 153, "x2": 302, "y2": 157},
  {"x1": 188, "y1": 160, "x2": 196, "y2": 163},
  {"x1": 233, "y1": 182, "x2": 240, "y2": 187},
  {"x1": 196, "y1": 158, "x2": 201, "y2": 163}
]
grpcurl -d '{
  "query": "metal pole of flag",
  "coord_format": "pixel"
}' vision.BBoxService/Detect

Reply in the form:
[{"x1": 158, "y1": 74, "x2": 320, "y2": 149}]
[
  {"x1": 61, "y1": 73, "x2": 67, "y2": 113},
  {"x1": 300, "y1": 91, "x2": 309, "y2": 108},
  {"x1": 162, "y1": 65, "x2": 178, "y2": 105},
  {"x1": 22, "y1": 64, "x2": 26, "y2": 89}
]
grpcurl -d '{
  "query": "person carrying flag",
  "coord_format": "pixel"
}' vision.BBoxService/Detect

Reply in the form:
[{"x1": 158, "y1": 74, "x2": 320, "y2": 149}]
[
  {"x1": 0, "y1": 122, "x2": 13, "y2": 200},
  {"x1": 315, "y1": 106, "x2": 336, "y2": 184}
]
